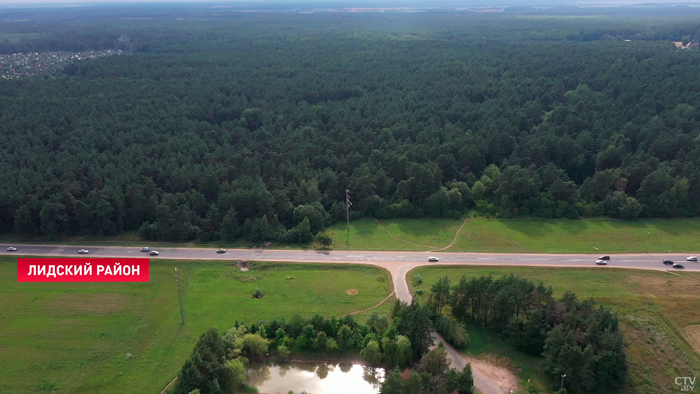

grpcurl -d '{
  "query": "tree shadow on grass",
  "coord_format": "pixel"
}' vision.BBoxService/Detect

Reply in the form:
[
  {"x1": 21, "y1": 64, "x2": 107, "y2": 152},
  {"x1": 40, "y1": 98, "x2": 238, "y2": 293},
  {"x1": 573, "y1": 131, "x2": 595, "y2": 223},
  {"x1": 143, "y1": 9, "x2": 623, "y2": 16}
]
[
  {"x1": 604, "y1": 219, "x2": 647, "y2": 229},
  {"x1": 628, "y1": 219, "x2": 688, "y2": 236},
  {"x1": 352, "y1": 219, "x2": 382, "y2": 237},
  {"x1": 392, "y1": 218, "x2": 461, "y2": 242},
  {"x1": 500, "y1": 219, "x2": 552, "y2": 238},
  {"x1": 556, "y1": 218, "x2": 589, "y2": 236},
  {"x1": 600, "y1": 218, "x2": 688, "y2": 238}
]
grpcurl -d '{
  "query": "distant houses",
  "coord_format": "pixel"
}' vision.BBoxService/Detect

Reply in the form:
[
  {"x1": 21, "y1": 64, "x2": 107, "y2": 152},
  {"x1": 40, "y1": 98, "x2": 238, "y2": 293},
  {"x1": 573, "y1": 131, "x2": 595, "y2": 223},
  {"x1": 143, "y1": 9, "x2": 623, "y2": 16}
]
[{"x1": 673, "y1": 41, "x2": 699, "y2": 49}]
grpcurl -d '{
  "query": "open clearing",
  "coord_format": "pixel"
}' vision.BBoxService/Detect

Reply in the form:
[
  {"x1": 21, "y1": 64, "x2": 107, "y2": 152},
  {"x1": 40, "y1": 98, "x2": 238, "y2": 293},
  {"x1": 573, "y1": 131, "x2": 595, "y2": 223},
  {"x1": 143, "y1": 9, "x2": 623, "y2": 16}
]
[
  {"x1": 447, "y1": 218, "x2": 700, "y2": 253},
  {"x1": 324, "y1": 217, "x2": 700, "y2": 253},
  {"x1": 409, "y1": 266, "x2": 700, "y2": 394},
  {"x1": 0, "y1": 258, "x2": 391, "y2": 394},
  {"x1": 323, "y1": 218, "x2": 463, "y2": 250}
]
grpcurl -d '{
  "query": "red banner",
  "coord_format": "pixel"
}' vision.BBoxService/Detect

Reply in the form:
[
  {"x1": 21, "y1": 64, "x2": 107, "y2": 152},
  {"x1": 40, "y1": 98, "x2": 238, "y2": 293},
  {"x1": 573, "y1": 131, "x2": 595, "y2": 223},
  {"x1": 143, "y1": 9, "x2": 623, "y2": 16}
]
[{"x1": 17, "y1": 258, "x2": 149, "y2": 282}]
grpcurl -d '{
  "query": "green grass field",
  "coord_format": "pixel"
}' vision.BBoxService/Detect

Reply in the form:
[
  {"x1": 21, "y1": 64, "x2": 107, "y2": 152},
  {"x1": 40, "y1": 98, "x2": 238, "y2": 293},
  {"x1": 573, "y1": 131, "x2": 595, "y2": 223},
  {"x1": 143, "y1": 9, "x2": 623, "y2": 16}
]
[
  {"x1": 0, "y1": 258, "x2": 392, "y2": 394},
  {"x1": 321, "y1": 217, "x2": 700, "y2": 253},
  {"x1": 448, "y1": 218, "x2": 700, "y2": 253},
  {"x1": 409, "y1": 266, "x2": 700, "y2": 394},
  {"x1": 323, "y1": 218, "x2": 463, "y2": 251}
]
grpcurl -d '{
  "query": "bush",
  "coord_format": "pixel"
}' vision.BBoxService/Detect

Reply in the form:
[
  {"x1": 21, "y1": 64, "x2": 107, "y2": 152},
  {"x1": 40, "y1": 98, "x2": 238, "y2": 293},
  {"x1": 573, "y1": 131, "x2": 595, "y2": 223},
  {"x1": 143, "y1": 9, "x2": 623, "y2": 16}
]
[
  {"x1": 252, "y1": 289, "x2": 264, "y2": 299},
  {"x1": 316, "y1": 232, "x2": 332, "y2": 248},
  {"x1": 413, "y1": 274, "x2": 423, "y2": 286},
  {"x1": 277, "y1": 345, "x2": 290, "y2": 361}
]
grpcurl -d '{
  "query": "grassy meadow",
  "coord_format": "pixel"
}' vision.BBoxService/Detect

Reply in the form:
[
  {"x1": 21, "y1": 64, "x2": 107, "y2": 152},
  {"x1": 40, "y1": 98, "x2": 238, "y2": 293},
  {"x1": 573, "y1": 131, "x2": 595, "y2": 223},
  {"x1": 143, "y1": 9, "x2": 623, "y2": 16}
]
[
  {"x1": 0, "y1": 258, "x2": 392, "y2": 394},
  {"x1": 409, "y1": 266, "x2": 700, "y2": 394},
  {"x1": 449, "y1": 218, "x2": 700, "y2": 253},
  {"x1": 323, "y1": 218, "x2": 463, "y2": 251},
  {"x1": 322, "y1": 217, "x2": 700, "y2": 253}
]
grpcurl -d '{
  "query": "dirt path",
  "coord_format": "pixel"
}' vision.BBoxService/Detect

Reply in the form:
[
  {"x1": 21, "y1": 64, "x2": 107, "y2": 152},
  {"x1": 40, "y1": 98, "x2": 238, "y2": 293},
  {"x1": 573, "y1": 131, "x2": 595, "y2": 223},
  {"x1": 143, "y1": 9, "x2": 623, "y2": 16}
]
[
  {"x1": 431, "y1": 332, "x2": 510, "y2": 394},
  {"x1": 432, "y1": 216, "x2": 469, "y2": 251},
  {"x1": 373, "y1": 215, "x2": 469, "y2": 252},
  {"x1": 349, "y1": 291, "x2": 395, "y2": 315},
  {"x1": 465, "y1": 356, "x2": 518, "y2": 394},
  {"x1": 159, "y1": 377, "x2": 177, "y2": 394},
  {"x1": 372, "y1": 218, "x2": 437, "y2": 249}
]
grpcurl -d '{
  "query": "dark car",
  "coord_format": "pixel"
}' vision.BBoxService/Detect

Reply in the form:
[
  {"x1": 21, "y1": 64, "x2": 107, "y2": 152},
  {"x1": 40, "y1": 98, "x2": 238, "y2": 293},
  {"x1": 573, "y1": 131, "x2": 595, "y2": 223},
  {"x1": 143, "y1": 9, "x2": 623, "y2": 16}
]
[
  {"x1": 140, "y1": 247, "x2": 150, "y2": 252},
  {"x1": 672, "y1": 263, "x2": 685, "y2": 269},
  {"x1": 598, "y1": 255, "x2": 610, "y2": 260},
  {"x1": 595, "y1": 260, "x2": 608, "y2": 265},
  {"x1": 663, "y1": 260, "x2": 674, "y2": 265}
]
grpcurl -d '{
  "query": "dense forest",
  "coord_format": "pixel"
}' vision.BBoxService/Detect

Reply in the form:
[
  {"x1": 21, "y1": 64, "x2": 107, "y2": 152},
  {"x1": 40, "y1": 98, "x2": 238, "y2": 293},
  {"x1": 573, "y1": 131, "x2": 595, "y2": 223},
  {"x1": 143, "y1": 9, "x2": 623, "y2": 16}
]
[{"x1": 2, "y1": 8, "x2": 700, "y2": 242}]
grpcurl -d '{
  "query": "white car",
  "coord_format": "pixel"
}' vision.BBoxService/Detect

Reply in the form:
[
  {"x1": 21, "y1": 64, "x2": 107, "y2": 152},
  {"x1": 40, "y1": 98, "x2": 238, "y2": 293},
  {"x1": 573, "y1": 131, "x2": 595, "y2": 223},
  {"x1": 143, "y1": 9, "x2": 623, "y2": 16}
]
[
  {"x1": 428, "y1": 257, "x2": 439, "y2": 262},
  {"x1": 149, "y1": 251, "x2": 160, "y2": 256},
  {"x1": 6, "y1": 246, "x2": 17, "y2": 251},
  {"x1": 595, "y1": 260, "x2": 608, "y2": 265},
  {"x1": 78, "y1": 249, "x2": 89, "y2": 254},
  {"x1": 687, "y1": 256, "x2": 698, "y2": 262}
]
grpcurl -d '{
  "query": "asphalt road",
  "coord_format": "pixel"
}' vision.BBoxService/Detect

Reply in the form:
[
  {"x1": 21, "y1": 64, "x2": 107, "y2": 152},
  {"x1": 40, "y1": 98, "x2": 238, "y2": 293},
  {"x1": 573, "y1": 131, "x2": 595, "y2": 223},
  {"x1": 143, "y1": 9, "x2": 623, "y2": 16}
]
[
  {"x1": 4, "y1": 244, "x2": 699, "y2": 394},
  {"x1": 3, "y1": 244, "x2": 698, "y2": 270}
]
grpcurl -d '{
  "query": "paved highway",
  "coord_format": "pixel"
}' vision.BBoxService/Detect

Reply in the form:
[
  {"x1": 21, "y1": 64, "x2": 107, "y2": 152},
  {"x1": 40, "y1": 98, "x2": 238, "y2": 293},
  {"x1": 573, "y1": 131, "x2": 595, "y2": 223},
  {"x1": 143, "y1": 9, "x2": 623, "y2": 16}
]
[
  {"x1": 2, "y1": 244, "x2": 699, "y2": 267},
  {"x1": 4, "y1": 244, "x2": 698, "y2": 394}
]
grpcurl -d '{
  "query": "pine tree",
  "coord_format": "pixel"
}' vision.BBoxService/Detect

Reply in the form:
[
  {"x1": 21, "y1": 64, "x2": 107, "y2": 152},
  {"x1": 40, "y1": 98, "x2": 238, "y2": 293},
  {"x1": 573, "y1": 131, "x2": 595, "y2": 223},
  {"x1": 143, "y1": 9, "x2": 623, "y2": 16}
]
[{"x1": 221, "y1": 208, "x2": 240, "y2": 241}]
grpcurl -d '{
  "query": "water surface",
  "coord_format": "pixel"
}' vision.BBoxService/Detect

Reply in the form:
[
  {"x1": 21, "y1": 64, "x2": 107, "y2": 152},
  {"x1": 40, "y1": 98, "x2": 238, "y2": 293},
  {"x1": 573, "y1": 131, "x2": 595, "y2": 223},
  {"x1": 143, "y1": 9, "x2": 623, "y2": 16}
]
[{"x1": 247, "y1": 363, "x2": 385, "y2": 394}]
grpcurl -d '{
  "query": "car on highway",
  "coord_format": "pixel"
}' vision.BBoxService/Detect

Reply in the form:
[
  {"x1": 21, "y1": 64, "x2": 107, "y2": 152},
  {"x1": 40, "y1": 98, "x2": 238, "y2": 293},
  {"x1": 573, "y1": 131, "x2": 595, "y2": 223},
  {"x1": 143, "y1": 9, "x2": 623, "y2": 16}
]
[
  {"x1": 595, "y1": 260, "x2": 607, "y2": 265},
  {"x1": 663, "y1": 260, "x2": 674, "y2": 265},
  {"x1": 6, "y1": 246, "x2": 17, "y2": 251},
  {"x1": 149, "y1": 251, "x2": 160, "y2": 256},
  {"x1": 428, "y1": 257, "x2": 439, "y2": 262},
  {"x1": 216, "y1": 249, "x2": 226, "y2": 254},
  {"x1": 141, "y1": 247, "x2": 150, "y2": 252},
  {"x1": 78, "y1": 249, "x2": 89, "y2": 254},
  {"x1": 673, "y1": 263, "x2": 685, "y2": 269},
  {"x1": 688, "y1": 256, "x2": 698, "y2": 262},
  {"x1": 598, "y1": 255, "x2": 610, "y2": 260}
]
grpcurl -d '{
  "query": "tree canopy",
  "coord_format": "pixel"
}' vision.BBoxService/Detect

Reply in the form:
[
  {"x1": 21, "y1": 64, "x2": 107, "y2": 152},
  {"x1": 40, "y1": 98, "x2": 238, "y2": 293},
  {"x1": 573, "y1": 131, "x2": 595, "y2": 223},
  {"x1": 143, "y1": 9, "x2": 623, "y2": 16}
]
[{"x1": 2, "y1": 10, "x2": 700, "y2": 241}]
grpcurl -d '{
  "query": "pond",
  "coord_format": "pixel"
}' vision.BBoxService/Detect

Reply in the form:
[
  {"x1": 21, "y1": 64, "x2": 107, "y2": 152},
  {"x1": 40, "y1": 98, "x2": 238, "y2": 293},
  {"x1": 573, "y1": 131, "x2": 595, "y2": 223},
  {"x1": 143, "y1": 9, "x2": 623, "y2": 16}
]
[{"x1": 246, "y1": 363, "x2": 385, "y2": 394}]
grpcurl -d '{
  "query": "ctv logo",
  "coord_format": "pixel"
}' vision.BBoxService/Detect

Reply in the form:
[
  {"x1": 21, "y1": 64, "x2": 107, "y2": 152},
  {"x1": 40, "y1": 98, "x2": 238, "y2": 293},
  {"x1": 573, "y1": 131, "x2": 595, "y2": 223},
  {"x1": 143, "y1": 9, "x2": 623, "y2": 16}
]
[{"x1": 676, "y1": 377, "x2": 696, "y2": 392}]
